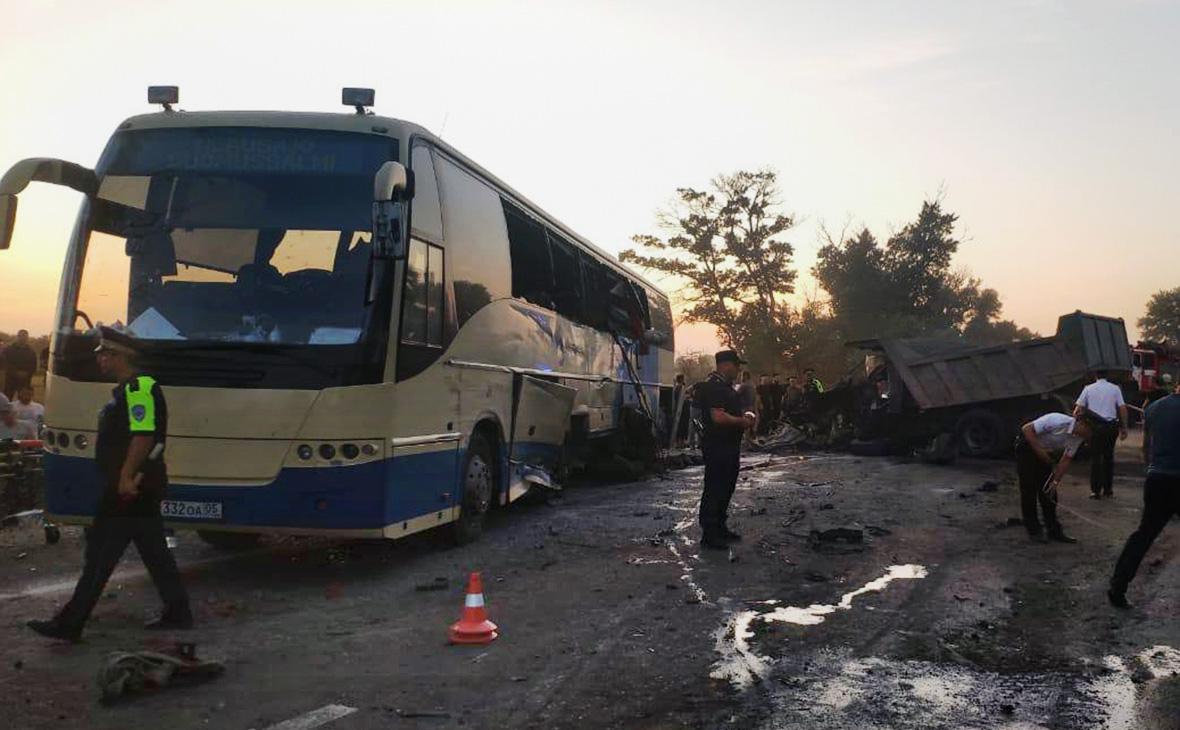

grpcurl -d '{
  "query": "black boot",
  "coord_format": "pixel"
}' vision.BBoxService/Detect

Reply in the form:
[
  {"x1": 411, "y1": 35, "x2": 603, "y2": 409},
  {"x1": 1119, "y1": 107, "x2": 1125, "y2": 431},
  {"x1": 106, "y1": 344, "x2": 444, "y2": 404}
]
[
  {"x1": 26, "y1": 619, "x2": 81, "y2": 643},
  {"x1": 700, "y1": 534, "x2": 729, "y2": 550},
  {"x1": 1047, "y1": 527, "x2": 1077, "y2": 544},
  {"x1": 1107, "y1": 589, "x2": 1130, "y2": 609}
]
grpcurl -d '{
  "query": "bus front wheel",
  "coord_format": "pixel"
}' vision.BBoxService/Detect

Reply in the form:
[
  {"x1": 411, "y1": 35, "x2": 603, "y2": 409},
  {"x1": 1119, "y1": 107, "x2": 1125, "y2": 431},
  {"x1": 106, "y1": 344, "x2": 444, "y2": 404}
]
[
  {"x1": 453, "y1": 433, "x2": 495, "y2": 545},
  {"x1": 197, "y1": 530, "x2": 261, "y2": 550}
]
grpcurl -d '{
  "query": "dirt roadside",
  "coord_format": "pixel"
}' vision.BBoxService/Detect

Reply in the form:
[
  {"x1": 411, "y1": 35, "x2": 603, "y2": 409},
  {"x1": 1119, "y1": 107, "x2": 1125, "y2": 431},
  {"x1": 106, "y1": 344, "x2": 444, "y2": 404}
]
[{"x1": 1, "y1": 436, "x2": 1176, "y2": 730}]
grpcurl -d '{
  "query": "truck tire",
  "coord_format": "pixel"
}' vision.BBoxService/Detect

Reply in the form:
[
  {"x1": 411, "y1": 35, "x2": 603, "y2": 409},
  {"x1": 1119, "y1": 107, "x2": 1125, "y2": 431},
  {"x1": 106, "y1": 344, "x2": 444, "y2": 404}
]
[
  {"x1": 956, "y1": 409, "x2": 1008, "y2": 458},
  {"x1": 452, "y1": 433, "x2": 496, "y2": 545},
  {"x1": 197, "y1": 530, "x2": 261, "y2": 550}
]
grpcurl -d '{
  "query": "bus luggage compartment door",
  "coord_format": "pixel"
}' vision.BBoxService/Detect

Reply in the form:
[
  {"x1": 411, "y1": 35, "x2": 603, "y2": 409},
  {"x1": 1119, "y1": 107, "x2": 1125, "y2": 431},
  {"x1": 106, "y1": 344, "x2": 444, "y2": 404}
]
[{"x1": 507, "y1": 374, "x2": 577, "y2": 501}]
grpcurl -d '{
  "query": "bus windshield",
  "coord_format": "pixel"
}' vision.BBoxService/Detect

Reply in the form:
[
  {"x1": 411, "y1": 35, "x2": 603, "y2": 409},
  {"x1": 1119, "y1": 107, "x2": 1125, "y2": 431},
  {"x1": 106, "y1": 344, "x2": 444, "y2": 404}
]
[{"x1": 67, "y1": 127, "x2": 397, "y2": 346}]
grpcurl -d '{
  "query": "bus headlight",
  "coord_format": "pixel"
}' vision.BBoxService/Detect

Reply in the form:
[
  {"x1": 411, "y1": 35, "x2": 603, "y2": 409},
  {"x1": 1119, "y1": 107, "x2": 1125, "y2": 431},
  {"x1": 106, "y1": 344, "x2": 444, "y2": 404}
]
[
  {"x1": 74, "y1": 434, "x2": 88, "y2": 450},
  {"x1": 340, "y1": 444, "x2": 359, "y2": 460},
  {"x1": 361, "y1": 443, "x2": 378, "y2": 457},
  {"x1": 296, "y1": 444, "x2": 313, "y2": 461},
  {"x1": 318, "y1": 444, "x2": 337, "y2": 461},
  {"x1": 57, "y1": 432, "x2": 70, "y2": 448}
]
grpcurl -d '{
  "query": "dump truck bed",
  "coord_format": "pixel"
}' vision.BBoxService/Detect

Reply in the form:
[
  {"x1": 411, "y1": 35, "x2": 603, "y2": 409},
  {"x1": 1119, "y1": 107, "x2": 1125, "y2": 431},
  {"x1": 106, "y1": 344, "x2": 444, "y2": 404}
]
[{"x1": 863, "y1": 312, "x2": 1132, "y2": 411}]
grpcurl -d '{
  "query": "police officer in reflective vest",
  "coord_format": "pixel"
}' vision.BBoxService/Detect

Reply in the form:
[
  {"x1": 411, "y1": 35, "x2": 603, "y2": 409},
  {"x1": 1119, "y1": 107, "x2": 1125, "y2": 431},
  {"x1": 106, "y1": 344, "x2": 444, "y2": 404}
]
[
  {"x1": 695, "y1": 349, "x2": 755, "y2": 550},
  {"x1": 28, "y1": 327, "x2": 191, "y2": 642}
]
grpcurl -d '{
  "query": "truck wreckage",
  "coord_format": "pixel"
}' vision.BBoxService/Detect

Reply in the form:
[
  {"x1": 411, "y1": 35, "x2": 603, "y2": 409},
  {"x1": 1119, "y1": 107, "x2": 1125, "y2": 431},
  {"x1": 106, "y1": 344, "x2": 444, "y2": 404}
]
[{"x1": 768, "y1": 311, "x2": 1133, "y2": 461}]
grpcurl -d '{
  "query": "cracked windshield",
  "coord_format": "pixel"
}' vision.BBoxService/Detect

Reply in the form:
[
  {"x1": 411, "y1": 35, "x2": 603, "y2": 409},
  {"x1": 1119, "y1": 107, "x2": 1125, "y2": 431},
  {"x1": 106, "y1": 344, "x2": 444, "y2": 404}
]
[{"x1": 70, "y1": 128, "x2": 394, "y2": 345}]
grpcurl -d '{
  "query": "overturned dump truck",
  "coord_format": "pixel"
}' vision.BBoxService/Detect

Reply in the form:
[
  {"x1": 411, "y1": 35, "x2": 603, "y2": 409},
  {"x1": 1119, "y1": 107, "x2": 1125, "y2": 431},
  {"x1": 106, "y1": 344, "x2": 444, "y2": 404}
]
[{"x1": 845, "y1": 311, "x2": 1132, "y2": 459}]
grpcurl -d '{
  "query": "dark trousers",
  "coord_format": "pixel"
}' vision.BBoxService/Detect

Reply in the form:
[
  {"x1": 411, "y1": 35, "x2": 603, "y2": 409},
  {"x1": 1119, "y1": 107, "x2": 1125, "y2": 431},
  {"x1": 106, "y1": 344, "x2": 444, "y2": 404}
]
[
  {"x1": 1016, "y1": 440, "x2": 1062, "y2": 535},
  {"x1": 699, "y1": 446, "x2": 740, "y2": 538},
  {"x1": 55, "y1": 512, "x2": 190, "y2": 634},
  {"x1": 1089, "y1": 421, "x2": 1118, "y2": 495},
  {"x1": 1110, "y1": 473, "x2": 1180, "y2": 593}
]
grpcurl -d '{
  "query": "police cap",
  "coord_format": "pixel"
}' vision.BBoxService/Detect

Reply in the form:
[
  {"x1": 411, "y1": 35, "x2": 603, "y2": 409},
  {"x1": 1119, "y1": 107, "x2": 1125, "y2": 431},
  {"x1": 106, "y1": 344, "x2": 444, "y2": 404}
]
[
  {"x1": 93, "y1": 326, "x2": 139, "y2": 356},
  {"x1": 715, "y1": 349, "x2": 747, "y2": 366}
]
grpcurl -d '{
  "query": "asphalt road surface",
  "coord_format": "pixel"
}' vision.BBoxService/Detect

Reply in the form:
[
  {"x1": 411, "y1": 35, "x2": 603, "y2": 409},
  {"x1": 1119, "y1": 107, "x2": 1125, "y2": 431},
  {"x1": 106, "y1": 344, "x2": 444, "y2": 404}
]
[{"x1": 2, "y1": 437, "x2": 1177, "y2": 729}]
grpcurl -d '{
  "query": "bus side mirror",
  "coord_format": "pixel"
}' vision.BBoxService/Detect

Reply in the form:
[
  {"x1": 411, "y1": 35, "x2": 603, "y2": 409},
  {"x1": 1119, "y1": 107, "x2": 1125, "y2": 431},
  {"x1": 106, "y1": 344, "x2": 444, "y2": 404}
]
[
  {"x1": 372, "y1": 161, "x2": 413, "y2": 259},
  {"x1": 0, "y1": 158, "x2": 98, "y2": 251},
  {"x1": 0, "y1": 195, "x2": 15, "y2": 250}
]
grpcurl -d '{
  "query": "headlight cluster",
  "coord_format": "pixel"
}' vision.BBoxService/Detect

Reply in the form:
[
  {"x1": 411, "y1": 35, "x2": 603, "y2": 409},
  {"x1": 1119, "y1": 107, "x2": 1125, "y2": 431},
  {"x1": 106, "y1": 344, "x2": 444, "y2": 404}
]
[
  {"x1": 43, "y1": 430, "x2": 88, "y2": 451},
  {"x1": 295, "y1": 442, "x2": 379, "y2": 463}
]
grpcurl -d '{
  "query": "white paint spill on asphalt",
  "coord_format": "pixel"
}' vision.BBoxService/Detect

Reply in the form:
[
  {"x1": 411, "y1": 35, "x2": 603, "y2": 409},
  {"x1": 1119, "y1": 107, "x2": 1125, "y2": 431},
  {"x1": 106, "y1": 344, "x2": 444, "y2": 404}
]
[
  {"x1": 1086, "y1": 645, "x2": 1180, "y2": 730},
  {"x1": 256, "y1": 703, "x2": 357, "y2": 730},
  {"x1": 712, "y1": 564, "x2": 929, "y2": 689}
]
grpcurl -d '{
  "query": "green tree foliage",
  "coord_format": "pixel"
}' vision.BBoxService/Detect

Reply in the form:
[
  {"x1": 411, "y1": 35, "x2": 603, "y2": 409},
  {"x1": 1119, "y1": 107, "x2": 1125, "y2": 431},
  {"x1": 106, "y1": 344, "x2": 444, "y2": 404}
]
[
  {"x1": 813, "y1": 200, "x2": 1035, "y2": 346},
  {"x1": 621, "y1": 170, "x2": 798, "y2": 371},
  {"x1": 1138, "y1": 287, "x2": 1180, "y2": 347}
]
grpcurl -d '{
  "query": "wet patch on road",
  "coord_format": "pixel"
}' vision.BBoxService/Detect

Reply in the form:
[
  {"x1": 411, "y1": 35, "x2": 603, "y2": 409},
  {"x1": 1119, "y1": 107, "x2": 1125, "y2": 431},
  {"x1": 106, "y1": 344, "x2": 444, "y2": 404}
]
[
  {"x1": 712, "y1": 564, "x2": 929, "y2": 689},
  {"x1": 752, "y1": 644, "x2": 1180, "y2": 729}
]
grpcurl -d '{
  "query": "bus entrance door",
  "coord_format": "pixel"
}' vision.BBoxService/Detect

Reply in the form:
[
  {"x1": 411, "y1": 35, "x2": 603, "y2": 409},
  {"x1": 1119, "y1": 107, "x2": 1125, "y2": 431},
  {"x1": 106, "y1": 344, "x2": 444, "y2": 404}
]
[{"x1": 507, "y1": 375, "x2": 577, "y2": 502}]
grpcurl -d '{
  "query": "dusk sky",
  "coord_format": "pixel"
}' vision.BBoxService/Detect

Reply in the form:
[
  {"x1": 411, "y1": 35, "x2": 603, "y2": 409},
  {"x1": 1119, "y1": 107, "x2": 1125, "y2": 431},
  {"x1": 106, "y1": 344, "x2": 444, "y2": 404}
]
[{"x1": 2, "y1": 0, "x2": 1176, "y2": 353}]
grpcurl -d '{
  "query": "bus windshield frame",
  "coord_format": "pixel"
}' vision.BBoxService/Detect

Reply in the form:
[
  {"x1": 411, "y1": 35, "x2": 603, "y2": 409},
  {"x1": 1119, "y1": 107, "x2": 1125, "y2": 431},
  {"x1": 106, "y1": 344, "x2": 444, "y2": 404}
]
[{"x1": 52, "y1": 126, "x2": 400, "y2": 389}]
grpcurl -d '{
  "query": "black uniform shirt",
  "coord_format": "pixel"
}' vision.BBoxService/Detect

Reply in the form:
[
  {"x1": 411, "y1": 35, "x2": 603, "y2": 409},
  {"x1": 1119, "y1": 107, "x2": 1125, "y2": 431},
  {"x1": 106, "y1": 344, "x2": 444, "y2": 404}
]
[
  {"x1": 695, "y1": 371, "x2": 743, "y2": 452},
  {"x1": 95, "y1": 374, "x2": 168, "y2": 517}
]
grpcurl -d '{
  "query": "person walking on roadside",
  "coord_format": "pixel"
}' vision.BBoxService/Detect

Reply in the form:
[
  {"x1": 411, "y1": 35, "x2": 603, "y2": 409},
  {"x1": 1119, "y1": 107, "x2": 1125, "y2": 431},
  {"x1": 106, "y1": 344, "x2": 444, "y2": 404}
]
[
  {"x1": 1014, "y1": 412, "x2": 1093, "y2": 544},
  {"x1": 0, "y1": 394, "x2": 38, "y2": 440},
  {"x1": 11, "y1": 385, "x2": 45, "y2": 431},
  {"x1": 1107, "y1": 388, "x2": 1180, "y2": 608},
  {"x1": 3, "y1": 329, "x2": 38, "y2": 399},
  {"x1": 27, "y1": 327, "x2": 191, "y2": 642},
  {"x1": 1074, "y1": 371, "x2": 1128, "y2": 499},
  {"x1": 695, "y1": 350, "x2": 756, "y2": 550}
]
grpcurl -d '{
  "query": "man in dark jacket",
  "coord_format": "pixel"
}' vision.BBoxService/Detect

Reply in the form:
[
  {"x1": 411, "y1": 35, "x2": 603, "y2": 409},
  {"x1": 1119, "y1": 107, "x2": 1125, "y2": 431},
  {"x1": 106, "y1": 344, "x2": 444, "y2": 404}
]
[
  {"x1": 3, "y1": 329, "x2": 38, "y2": 398},
  {"x1": 695, "y1": 350, "x2": 755, "y2": 549},
  {"x1": 27, "y1": 327, "x2": 191, "y2": 641}
]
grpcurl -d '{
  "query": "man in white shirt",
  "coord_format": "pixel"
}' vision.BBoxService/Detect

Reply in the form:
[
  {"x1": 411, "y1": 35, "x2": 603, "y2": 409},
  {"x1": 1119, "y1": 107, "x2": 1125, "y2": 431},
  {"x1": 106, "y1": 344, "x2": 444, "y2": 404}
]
[
  {"x1": 11, "y1": 385, "x2": 44, "y2": 430},
  {"x1": 0, "y1": 394, "x2": 38, "y2": 440},
  {"x1": 1015, "y1": 412, "x2": 1093, "y2": 543},
  {"x1": 1074, "y1": 372, "x2": 1128, "y2": 499}
]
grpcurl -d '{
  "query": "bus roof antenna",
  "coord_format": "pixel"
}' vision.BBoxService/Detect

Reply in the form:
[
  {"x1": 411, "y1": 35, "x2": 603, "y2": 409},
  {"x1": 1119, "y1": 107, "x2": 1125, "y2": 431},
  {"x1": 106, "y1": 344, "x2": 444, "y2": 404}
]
[
  {"x1": 148, "y1": 86, "x2": 179, "y2": 112},
  {"x1": 343, "y1": 88, "x2": 375, "y2": 115}
]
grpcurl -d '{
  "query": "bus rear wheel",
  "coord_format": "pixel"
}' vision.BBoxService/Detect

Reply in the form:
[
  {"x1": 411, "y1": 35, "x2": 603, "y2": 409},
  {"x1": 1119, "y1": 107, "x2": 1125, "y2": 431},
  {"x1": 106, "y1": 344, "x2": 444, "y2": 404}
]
[
  {"x1": 453, "y1": 433, "x2": 495, "y2": 545},
  {"x1": 197, "y1": 530, "x2": 261, "y2": 550}
]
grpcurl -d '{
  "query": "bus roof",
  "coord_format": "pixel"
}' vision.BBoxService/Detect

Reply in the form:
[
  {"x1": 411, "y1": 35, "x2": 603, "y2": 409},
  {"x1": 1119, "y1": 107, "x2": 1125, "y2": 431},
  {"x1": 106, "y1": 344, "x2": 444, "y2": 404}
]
[{"x1": 116, "y1": 110, "x2": 668, "y2": 300}]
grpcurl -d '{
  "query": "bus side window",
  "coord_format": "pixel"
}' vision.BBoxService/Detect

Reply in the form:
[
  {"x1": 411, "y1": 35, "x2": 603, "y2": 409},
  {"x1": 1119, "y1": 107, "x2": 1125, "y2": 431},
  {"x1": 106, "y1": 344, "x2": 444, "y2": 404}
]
[
  {"x1": 401, "y1": 239, "x2": 444, "y2": 348},
  {"x1": 547, "y1": 231, "x2": 583, "y2": 320},
  {"x1": 579, "y1": 255, "x2": 609, "y2": 330},
  {"x1": 410, "y1": 145, "x2": 443, "y2": 243},
  {"x1": 503, "y1": 201, "x2": 554, "y2": 308}
]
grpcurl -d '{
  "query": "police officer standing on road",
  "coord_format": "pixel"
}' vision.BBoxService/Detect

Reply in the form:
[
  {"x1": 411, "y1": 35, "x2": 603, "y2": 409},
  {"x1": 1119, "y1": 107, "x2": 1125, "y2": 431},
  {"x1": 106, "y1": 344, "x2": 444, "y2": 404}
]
[
  {"x1": 695, "y1": 350, "x2": 756, "y2": 550},
  {"x1": 27, "y1": 327, "x2": 191, "y2": 642}
]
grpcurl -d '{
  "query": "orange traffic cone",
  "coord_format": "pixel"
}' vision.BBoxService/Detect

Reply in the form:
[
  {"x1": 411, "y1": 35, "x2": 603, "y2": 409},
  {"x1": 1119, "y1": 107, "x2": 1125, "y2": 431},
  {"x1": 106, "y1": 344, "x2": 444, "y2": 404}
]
[{"x1": 449, "y1": 572, "x2": 499, "y2": 645}]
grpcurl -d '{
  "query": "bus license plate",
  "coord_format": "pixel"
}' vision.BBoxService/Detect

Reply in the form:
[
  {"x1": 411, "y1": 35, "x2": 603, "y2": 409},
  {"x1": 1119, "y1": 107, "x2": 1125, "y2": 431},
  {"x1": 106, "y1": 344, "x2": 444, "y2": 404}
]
[{"x1": 161, "y1": 500, "x2": 223, "y2": 520}]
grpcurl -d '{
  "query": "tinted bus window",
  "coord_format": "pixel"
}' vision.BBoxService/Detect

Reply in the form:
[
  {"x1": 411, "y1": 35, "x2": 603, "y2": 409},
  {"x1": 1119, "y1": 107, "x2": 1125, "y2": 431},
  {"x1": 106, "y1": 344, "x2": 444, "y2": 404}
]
[
  {"x1": 548, "y1": 231, "x2": 583, "y2": 321},
  {"x1": 410, "y1": 145, "x2": 443, "y2": 242},
  {"x1": 503, "y1": 201, "x2": 554, "y2": 308},
  {"x1": 435, "y1": 157, "x2": 510, "y2": 325},
  {"x1": 402, "y1": 239, "x2": 444, "y2": 347}
]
